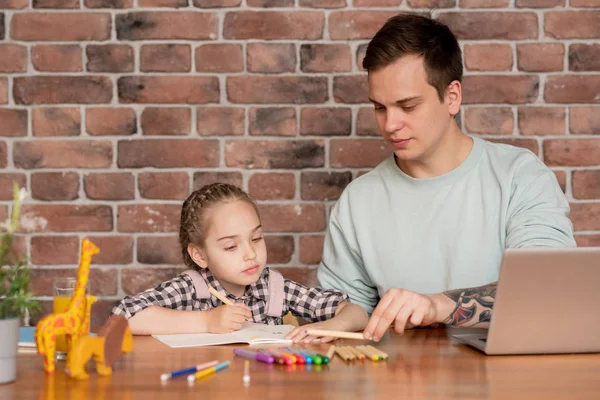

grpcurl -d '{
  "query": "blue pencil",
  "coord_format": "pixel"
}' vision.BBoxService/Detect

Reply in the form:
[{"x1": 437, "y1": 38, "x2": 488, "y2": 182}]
[{"x1": 160, "y1": 360, "x2": 219, "y2": 381}]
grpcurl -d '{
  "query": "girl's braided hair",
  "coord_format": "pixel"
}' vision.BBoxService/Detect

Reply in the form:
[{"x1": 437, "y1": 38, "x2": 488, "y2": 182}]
[{"x1": 179, "y1": 182, "x2": 258, "y2": 270}]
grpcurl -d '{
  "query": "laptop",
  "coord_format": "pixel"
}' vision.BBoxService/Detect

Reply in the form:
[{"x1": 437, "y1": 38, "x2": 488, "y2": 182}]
[{"x1": 451, "y1": 247, "x2": 600, "y2": 355}]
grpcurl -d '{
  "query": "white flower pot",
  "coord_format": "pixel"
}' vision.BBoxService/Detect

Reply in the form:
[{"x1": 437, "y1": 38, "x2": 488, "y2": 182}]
[{"x1": 0, "y1": 317, "x2": 19, "y2": 384}]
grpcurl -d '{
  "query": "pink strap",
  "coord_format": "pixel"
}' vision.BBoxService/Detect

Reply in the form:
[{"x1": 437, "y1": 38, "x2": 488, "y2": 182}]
[
  {"x1": 182, "y1": 269, "x2": 210, "y2": 299},
  {"x1": 266, "y1": 269, "x2": 285, "y2": 317}
]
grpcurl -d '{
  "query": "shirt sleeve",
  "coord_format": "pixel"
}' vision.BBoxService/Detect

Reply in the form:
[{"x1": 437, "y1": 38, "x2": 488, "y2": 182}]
[
  {"x1": 317, "y1": 197, "x2": 380, "y2": 315},
  {"x1": 284, "y1": 279, "x2": 349, "y2": 323},
  {"x1": 111, "y1": 274, "x2": 198, "y2": 319},
  {"x1": 506, "y1": 155, "x2": 576, "y2": 248}
]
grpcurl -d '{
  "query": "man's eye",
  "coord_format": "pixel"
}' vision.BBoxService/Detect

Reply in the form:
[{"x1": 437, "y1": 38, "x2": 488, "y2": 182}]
[{"x1": 403, "y1": 105, "x2": 417, "y2": 112}]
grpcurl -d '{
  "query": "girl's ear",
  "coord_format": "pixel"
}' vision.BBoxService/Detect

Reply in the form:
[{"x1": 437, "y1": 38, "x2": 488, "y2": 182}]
[{"x1": 187, "y1": 243, "x2": 208, "y2": 269}]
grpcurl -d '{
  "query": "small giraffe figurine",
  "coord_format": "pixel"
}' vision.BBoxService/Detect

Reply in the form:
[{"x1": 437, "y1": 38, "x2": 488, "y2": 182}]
[{"x1": 35, "y1": 238, "x2": 99, "y2": 374}]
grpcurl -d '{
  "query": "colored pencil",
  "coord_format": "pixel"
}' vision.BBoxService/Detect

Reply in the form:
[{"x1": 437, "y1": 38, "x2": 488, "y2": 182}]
[
  {"x1": 160, "y1": 360, "x2": 219, "y2": 381},
  {"x1": 304, "y1": 329, "x2": 366, "y2": 340},
  {"x1": 187, "y1": 361, "x2": 230, "y2": 383}
]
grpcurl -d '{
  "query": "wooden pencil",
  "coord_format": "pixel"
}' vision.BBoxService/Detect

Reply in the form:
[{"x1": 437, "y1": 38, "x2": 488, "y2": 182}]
[
  {"x1": 356, "y1": 346, "x2": 380, "y2": 361},
  {"x1": 334, "y1": 347, "x2": 352, "y2": 362},
  {"x1": 325, "y1": 345, "x2": 336, "y2": 360},
  {"x1": 346, "y1": 346, "x2": 366, "y2": 361},
  {"x1": 208, "y1": 287, "x2": 234, "y2": 306},
  {"x1": 304, "y1": 329, "x2": 366, "y2": 340},
  {"x1": 366, "y1": 345, "x2": 389, "y2": 360}
]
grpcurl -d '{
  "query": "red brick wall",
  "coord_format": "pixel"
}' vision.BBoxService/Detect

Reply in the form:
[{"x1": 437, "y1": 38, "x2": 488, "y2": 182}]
[{"x1": 0, "y1": 1, "x2": 598, "y2": 323}]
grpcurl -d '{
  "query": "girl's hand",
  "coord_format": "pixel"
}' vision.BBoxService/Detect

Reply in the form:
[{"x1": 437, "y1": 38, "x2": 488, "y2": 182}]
[
  {"x1": 206, "y1": 304, "x2": 252, "y2": 333},
  {"x1": 285, "y1": 321, "x2": 339, "y2": 344}
]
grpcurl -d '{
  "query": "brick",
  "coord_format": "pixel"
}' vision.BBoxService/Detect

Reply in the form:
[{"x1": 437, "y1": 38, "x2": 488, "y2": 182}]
[
  {"x1": 86, "y1": 107, "x2": 137, "y2": 136},
  {"x1": 0, "y1": 44, "x2": 27, "y2": 72},
  {"x1": 84, "y1": 173, "x2": 135, "y2": 200},
  {"x1": 0, "y1": 14, "x2": 2, "y2": 40},
  {"x1": 197, "y1": 107, "x2": 245, "y2": 136},
  {"x1": 14, "y1": 77, "x2": 112, "y2": 105},
  {"x1": 301, "y1": 171, "x2": 352, "y2": 201},
  {"x1": 518, "y1": 107, "x2": 565, "y2": 135},
  {"x1": 299, "y1": 235, "x2": 324, "y2": 265},
  {"x1": 543, "y1": 139, "x2": 600, "y2": 166},
  {"x1": 137, "y1": 235, "x2": 181, "y2": 264},
  {"x1": 517, "y1": 43, "x2": 564, "y2": 72},
  {"x1": 87, "y1": 45, "x2": 134, "y2": 72},
  {"x1": 86, "y1": 0, "x2": 133, "y2": 7},
  {"x1": 0, "y1": 0, "x2": 28, "y2": 8},
  {"x1": 249, "y1": 107, "x2": 297, "y2": 136},
  {"x1": 357, "y1": 107, "x2": 379, "y2": 136},
  {"x1": 300, "y1": 44, "x2": 351, "y2": 73},
  {"x1": 141, "y1": 107, "x2": 190, "y2": 135},
  {"x1": 247, "y1": 43, "x2": 296, "y2": 74},
  {"x1": 195, "y1": 44, "x2": 243, "y2": 73},
  {"x1": 575, "y1": 235, "x2": 600, "y2": 247},
  {"x1": 0, "y1": 79, "x2": 7, "y2": 104},
  {"x1": 569, "y1": 203, "x2": 600, "y2": 232},
  {"x1": 228, "y1": 76, "x2": 327, "y2": 104},
  {"x1": 248, "y1": 173, "x2": 295, "y2": 200},
  {"x1": 139, "y1": 172, "x2": 189, "y2": 200},
  {"x1": 31, "y1": 45, "x2": 82, "y2": 72},
  {"x1": 19, "y1": 205, "x2": 112, "y2": 233},
  {"x1": 2, "y1": 235, "x2": 26, "y2": 264},
  {"x1": 464, "y1": 44, "x2": 513, "y2": 72},
  {"x1": 225, "y1": 140, "x2": 324, "y2": 169},
  {"x1": 116, "y1": 12, "x2": 217, "y2": 40},
  {"x1": 573, "y1": 171, "x2": 600, "y2": 200},
  {"x1": 437, "y1": 12, "x2": 537, "y2": 40},
  {"x1": 570, "y1": 107, "x2": 600, "y2": 134},
  {"x1": 138, "y1": 0, "x2": 186, "y2": 6},
  {"x1": 32, "y1": 107, "x2": 80, "y2": 137},
  {"x1": 0, "y1": 206, "x2": 6, "y2": 222},
  {"x1": 333, "y1": 75, "x2": 369, "y2": 104},
  {"x1": 300, "y1": 107, "x2": 351, "y2": 136},
  {"x1": 353, "y1": 0, "x2": 400, "y2": 5},
  {"x1": 545, "y1": 11, "x2": 600, "y2": 39},
  {"x1": 0, "y1": 173, "x2": 26, "y2": 200},
  {"x1": 118, "y1": 76, "x2": 219, "y2": 104},
  {"x1": 329, "y1": 11, "x2": 398, "y2": 40},
  {"x1": 569, "y1": 44, "x2": 600, "y2": 72},
  {"x1": 407, "y1": 0, "x2": 455, "y2": 6},
  {"x1": 33, "y1": 0, "x2": 78, "y2": 8},
  {"x1": 0, "y1": 109, "x2": 27, "y2": 137},
  {"x1": 463, "y1": 76, "x2": 539, "y2": 104},
  {"x1": 464, "y1": 107, "x2": 513, "y2": 135},
  {"x1": 14, "y1": 140, "x2": 112, "y2": 169},
  {"x1": 300, "y1": 0, "x2": 346, "y2": 7},
  {"x1": 545, "y1": 75, "x2": 600, "y2": 103},
  {"x1": 141, "y1": 44, "x2": 190, "y2": 73},
  {"x1": 516, "y1": 0, "x2": 563, "y2": 6},
  {"x1": 330, "y1": 139, "x2": 388, "y2": 168},
  {"x1": 118, "y1": 139, "x2": 220, "y2": 168},
  {"x1": 553, "y1": 170, "x2": 566, "y2": 193},
  {"x1": 571, "y1": 0, "x2": 600, "y2": 5},
  {"x1": 193, "y1": 172, "x2": 242, "y2": 190},
  {"x1": 258, "y1": 204, "x2": 325, "y2": 232},
  {"x1": 356, "y1": 44, "x2": 367, "y2": 72},
  {"x1": 0, "y1": 142, "x2": 6, "y2": 168},
  {"x1": 88, "y1": 236, "x2": 133, "y2": 265},
  {"x1": 31, "y1": 268, "x2": 117, "y2": 296},
  {"x1": 31, "y1": 172, "x2": 80, "y2": 201},
  {"x1": 224, "y1": 11, "x2": 323, "y2": 40},
  {"x1": 248, "y1": 0, "x2": 293, "y2": 6},
  {"x1": 460, "y1": 0, "x2": 509, "y2": 6},
  {"x1": 192, "y1": 0, "x2": 240, "y2": 6},
  {"x1": 487, "y1": 138, "x2": 538, "y2": 155},
  {"x1": 11, "y1": 13, "x2": 111, "y2": 41},
  {"x1": 117, "y1": 204, "x2": 180, "y2": 233},
  {"x1": 273, "y1": 267, "x2": 317, "y2": 287},
  {"x1": 122, "y1": 267, "x2": 181, "y2": 295},
  {"x1": 265, "y1": 236, "x2": 294, "y2": 264},
  {"x1": 31, "y1": 236, "x2": 79, "y2": 265}
]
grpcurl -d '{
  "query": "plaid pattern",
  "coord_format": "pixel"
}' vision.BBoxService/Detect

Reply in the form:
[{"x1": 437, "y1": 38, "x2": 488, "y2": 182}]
[{"x1": 112, "y1": 268, "x2": 349, "y2": 325}]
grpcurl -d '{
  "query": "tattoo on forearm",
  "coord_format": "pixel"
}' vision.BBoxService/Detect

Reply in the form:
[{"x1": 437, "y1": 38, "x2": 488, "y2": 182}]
[{"x1": 443, "y1": 282, "x2": 497, "y2": 327}]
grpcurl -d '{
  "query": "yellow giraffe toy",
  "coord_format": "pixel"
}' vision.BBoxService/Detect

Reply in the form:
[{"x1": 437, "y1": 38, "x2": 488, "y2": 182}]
[{"x1": 35, "y1": 238, "x2": 99, "y2": 374}]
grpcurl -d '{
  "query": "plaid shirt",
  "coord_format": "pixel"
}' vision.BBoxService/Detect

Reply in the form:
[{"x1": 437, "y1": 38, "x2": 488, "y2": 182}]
[{"x1": 112, "y1": 268, "x2": 349, "y2": 325}]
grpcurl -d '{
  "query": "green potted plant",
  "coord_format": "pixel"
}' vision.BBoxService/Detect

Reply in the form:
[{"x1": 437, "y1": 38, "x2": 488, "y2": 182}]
[{"x1": 0, "y1": 183, "x2": 40, "y2": 384}]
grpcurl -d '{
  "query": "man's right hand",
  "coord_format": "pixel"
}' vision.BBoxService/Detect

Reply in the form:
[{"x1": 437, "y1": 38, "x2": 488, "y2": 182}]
[{"x1": 206, "y1": 304, "x2": 252, "y2": 333}]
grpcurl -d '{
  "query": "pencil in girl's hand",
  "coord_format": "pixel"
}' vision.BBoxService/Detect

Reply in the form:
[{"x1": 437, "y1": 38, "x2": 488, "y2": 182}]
[{"x1": 208, "y1": 287, "x2": 234, "y2": 305}]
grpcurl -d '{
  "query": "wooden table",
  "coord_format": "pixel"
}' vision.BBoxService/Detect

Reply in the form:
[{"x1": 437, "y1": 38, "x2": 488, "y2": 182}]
[{"x1": 3, "y1": 328, "x2": 600, "y2": 399}]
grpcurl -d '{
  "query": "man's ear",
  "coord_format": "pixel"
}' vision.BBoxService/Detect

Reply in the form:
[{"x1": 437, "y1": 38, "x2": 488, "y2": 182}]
[
  {"x1": 445, "y1": 80, "x2": 462, "y2": 117},
  {"x1": 188, "y1": 243, "x2": 208, "y2": 269}
]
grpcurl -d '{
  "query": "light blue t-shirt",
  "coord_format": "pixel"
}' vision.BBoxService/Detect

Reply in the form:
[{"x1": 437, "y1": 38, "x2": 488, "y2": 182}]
[{"x1": 317, "y1": 136, "x2": 576, "y2": 314}]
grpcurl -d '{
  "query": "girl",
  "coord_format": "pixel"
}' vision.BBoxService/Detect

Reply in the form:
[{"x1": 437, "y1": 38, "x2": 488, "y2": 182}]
[{"x1": 112, "y1": 183, "x2": 368, "y2": 343}]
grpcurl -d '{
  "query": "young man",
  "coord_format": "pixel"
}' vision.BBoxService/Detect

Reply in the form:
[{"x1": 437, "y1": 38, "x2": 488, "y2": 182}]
[{"x1": 317, "y1": 13, "x2": 576, "y2": 342}]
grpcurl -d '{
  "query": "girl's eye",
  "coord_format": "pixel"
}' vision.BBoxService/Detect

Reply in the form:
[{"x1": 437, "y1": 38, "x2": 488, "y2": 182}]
[
  {"x1": 224, "y1": 246, "x2": 236, "y2": 251},
  {"x1": 252, "y1": 236, "x2": 263, "y2": 242}
]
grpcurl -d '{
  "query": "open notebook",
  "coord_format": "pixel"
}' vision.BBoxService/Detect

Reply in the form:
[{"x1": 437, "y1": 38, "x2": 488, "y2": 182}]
[{"x1": 152, "y1": 322, "x2": 295, "y2": 348}]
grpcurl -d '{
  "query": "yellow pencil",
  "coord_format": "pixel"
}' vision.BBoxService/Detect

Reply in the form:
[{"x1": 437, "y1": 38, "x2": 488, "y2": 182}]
[
  {"x1": 356, "y1": 346, "x2": 380, "y2": 361},
  {"x1": 208, "y1": 287, "x2": 234, "y2": 306},
  {"x1": 304, "y1": 329, "x2": 366, "y2": 340},
  {"x1": 366, "y1": 345, "x2": 389, "y2": 360}
]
